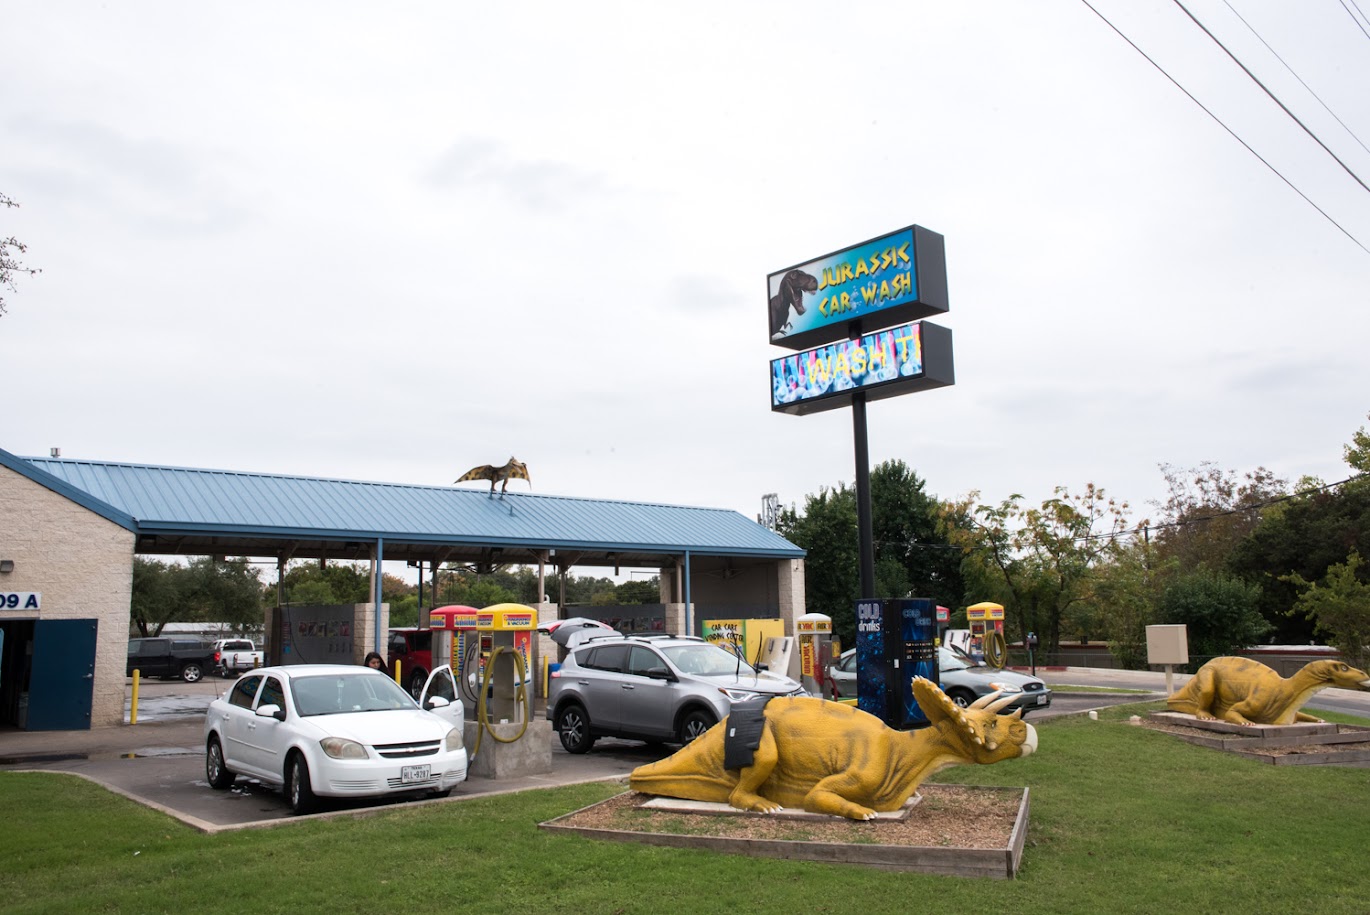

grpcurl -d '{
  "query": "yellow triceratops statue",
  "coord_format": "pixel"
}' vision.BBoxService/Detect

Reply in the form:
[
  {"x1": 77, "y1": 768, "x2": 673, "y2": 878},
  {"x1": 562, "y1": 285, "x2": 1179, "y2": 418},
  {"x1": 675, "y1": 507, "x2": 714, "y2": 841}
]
[{"x1": 629, "y1": 679, "x2": 1037, "y2": 821}]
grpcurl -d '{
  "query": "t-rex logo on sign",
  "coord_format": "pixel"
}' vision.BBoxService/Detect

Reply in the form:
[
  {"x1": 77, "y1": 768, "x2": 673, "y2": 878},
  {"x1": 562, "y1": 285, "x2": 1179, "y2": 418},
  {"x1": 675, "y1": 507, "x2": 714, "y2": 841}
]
[{"x1": 769, "y1": 269, "x2": 817, "y2": 340}]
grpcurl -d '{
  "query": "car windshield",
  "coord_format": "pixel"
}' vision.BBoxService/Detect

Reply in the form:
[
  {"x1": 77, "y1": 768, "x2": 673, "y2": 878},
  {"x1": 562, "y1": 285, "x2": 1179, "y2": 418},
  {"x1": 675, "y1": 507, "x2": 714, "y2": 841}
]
[
  {"x1": 662, "y1": 644, "x2": 757, "y2": 677},
  {"x1": 938, "y1": 647, "x2": 973, "y2": 672},
  {"x1": 291, "y1": 672, "x2": 416, "y2": 717}
]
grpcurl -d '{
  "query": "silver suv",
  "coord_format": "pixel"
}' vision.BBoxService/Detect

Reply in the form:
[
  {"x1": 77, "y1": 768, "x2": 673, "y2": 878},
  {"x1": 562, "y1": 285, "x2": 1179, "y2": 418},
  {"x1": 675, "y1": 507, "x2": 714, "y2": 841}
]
[{"x1": 546, "y1": 634, "x2": 807, "y2": 753}]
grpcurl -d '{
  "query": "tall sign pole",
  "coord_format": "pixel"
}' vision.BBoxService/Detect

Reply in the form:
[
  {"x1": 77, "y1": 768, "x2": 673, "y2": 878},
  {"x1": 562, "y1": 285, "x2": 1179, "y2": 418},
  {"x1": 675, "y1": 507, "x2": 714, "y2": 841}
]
[{"x1": 852, "y1": 391, "x2": 876, "y2": 598}]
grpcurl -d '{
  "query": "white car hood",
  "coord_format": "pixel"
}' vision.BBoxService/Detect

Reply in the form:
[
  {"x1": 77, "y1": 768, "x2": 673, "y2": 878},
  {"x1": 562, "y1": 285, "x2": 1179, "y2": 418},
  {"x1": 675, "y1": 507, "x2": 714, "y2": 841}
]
[{"x1": 299, "y1": 708, "x2": 453, "y2": 744}]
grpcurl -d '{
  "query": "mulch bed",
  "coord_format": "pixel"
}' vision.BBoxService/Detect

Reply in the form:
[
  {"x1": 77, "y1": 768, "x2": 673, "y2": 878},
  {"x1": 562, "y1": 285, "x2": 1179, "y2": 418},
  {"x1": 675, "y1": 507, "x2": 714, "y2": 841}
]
[{"x1": 549, "y1": 782, "x2": 1019, "y2": 848}]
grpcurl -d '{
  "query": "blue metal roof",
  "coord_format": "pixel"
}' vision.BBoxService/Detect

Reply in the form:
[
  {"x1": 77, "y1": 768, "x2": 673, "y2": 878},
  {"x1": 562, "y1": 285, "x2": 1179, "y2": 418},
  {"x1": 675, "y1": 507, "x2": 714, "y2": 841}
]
[{"x1": 1, "y1": 449, "x2": 803, "y2": 564}]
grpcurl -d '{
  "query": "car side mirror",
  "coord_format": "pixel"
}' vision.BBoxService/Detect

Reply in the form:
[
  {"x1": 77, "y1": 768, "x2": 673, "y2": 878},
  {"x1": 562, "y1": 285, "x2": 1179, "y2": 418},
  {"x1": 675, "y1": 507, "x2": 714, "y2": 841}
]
[
  {"x1": 425, "y1": 695, "x2": 450, "y2": 709},
  {"x1": 256, "y1": 704, "x2": 285, "y2": 721},
  {"x1": 755, "y1": 663, "x2": 769, "y2": 672},
  {"x1": 645, "y1": 667, "x2": 676, "y2": 681}
]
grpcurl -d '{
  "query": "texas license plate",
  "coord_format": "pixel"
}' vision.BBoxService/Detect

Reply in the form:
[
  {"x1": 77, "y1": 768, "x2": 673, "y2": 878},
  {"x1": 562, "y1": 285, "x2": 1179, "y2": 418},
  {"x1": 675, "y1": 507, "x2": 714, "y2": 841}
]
[
  {"x1": 1037, "y1": 695, "x2": 1048, "y2": 706},
  {"x1": 400, "y1": 765, "x2": 431, "y2": 783}
]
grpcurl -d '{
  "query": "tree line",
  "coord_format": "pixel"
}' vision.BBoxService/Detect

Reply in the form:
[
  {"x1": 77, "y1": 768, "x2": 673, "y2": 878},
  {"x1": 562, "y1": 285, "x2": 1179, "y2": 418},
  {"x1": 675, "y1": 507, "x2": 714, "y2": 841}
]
[
  {"x1": 130, "y1": 557, "x2": 660, "y2": 636},
  {"x1": 778, "y1": 414, "x2": 1370, "y2": 671}
]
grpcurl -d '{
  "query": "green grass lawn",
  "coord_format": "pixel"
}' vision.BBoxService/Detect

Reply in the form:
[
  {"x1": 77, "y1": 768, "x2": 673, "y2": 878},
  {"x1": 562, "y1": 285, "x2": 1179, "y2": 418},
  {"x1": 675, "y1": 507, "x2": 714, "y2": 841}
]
[{"x1": 4, "y1": 701, "x2": 1370, "y2": 914}]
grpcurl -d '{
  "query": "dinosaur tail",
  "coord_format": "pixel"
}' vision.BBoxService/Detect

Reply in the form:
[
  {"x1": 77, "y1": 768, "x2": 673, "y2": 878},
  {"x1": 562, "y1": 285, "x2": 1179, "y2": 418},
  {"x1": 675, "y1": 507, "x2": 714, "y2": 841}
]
[{"x1": 628, "y1": 724, "x2": 738, "y2": 803}]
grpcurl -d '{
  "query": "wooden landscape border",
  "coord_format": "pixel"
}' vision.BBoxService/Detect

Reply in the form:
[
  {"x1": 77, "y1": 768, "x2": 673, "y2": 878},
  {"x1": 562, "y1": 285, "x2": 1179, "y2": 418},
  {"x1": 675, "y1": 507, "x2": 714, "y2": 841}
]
[
  {"x1": 1147, "y1": 712, "x2": 1370, "y2": 766},
  {"x1": 538, "y1": 785, "x2": 1031, "y2": 879}
]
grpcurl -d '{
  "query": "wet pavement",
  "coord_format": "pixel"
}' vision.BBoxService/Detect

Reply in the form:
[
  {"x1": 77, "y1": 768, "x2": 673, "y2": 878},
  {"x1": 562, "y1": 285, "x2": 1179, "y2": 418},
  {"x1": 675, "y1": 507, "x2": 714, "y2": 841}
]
[{"x1": 3, "y1": 668, "x2": 1367, "y2": 833}]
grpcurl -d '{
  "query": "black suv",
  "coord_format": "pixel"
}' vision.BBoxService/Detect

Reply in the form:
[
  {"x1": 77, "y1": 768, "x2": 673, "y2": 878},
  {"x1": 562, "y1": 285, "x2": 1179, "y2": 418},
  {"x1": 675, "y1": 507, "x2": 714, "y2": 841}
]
[
  {"x1": 546, "y1": 634, "x2": 807, "y2": 753},
  {"x1": 126, "y1": 637, "x2": 216, "y2": 682}
]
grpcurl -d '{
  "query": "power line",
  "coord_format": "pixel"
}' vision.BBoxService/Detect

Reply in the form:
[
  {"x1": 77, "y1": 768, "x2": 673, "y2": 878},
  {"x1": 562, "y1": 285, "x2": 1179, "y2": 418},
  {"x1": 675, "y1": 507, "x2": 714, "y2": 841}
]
[
  {"x1": 1221, "y1": 0, "x2": 1370, "y2": 159},
  {"x1": 1078, "y1": 0, "x2": 1370, "y2": 255},
  {"x1": 1340, "y1": 0, "x2": 1370, "y2": 42},
  {"x1": 1174, "y1": 0, "x2": 1370, "y2": 199}
]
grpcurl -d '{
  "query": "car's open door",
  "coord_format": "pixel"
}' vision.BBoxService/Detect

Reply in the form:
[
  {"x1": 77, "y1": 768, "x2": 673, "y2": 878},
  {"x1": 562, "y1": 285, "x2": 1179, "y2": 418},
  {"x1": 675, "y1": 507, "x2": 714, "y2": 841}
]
[{"x1": 418, "y1": 664, "x2": 465, "y2": 729}]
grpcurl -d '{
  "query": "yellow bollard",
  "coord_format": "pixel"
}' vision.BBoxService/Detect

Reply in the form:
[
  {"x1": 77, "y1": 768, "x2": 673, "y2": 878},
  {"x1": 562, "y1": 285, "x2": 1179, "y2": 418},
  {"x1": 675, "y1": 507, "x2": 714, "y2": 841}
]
[
  {"x1": 393, "y1": 659, "x2": 401, "y2": 685},
  {"x1": 131, "y1": 669, "x2": 140, "y2": 725}
]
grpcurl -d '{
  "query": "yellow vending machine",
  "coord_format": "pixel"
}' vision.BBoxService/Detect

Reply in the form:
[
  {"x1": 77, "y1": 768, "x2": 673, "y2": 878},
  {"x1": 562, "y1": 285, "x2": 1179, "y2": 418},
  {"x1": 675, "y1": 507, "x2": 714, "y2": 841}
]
[
  {"x1": 466, "y1": 603, "x2": 551, "y2": 780},
  {"x1": 966, "y1": 601, "x2": 1007, "y2": 668},
  {"x1": 475, "y1": 603, "x2": 535, "y2": 725}
]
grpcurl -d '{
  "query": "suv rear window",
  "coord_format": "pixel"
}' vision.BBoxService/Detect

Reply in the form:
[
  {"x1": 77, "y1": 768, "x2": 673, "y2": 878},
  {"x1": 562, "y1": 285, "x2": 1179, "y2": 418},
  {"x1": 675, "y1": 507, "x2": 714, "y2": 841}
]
[{"x1": 581, "y1": 644, "x2": 629, "y2": 672}]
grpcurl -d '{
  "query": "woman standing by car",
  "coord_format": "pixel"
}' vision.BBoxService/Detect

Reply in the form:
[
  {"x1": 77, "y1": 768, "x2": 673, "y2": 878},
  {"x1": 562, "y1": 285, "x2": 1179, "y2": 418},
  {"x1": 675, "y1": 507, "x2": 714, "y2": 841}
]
[{"x1": 363, "y1": 651, "x2": 386, "y2": 673}]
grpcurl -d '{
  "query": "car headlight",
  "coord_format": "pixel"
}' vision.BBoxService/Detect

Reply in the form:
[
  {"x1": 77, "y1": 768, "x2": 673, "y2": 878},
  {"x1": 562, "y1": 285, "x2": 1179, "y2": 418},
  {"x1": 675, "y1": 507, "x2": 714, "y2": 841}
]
[
  {"x1": 720, "y1": 688, "x2": 764, "y2": 703},
  {"x1": 445, "y1": 727, "x2": 464, "y2": 752},
  {"x1": 987, "y1": 683, "x2": 1023, "y2": 694},
  {"x1": 320, "y1": 737, "x2": 368, "y2": 759}
]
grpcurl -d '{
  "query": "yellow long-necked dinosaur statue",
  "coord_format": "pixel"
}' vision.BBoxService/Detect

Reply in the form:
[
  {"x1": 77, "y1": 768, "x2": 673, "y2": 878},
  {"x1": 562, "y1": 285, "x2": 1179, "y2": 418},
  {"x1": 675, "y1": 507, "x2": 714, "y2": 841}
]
[
  {"x1": 1166, "y1": 656, "x2": 1370, "y2": 726},
  {"x1": 629, "y1": 679, "x2": 1037, "y2": 821}
]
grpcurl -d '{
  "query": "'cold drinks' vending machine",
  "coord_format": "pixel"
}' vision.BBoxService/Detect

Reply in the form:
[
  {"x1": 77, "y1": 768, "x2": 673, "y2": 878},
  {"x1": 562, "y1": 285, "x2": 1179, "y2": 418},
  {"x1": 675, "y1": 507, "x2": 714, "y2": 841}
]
[{"x1": 855, "y1": 598, "x2": 939, "y2": 729}]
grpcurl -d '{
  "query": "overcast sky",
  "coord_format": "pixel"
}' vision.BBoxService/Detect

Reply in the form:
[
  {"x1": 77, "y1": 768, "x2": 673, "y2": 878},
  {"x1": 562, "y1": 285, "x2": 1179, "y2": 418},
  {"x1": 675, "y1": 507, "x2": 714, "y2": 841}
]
[{"x1": 4, "y1": 1, "x2": 1369, "y2": 572}]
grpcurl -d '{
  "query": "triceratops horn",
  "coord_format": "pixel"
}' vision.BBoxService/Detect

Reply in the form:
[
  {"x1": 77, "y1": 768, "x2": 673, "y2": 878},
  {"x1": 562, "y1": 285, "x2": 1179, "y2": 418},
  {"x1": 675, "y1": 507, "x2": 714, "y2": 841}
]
[
  {"x1": 969, "y1": 691, "x2": 1019, "y2": 715},
  {"x1": 969, "y1": 690, "x2": 999, "y2": 710},
  {"x1": 986, "y1": 692, "x2": 1020, "y2": 714}
]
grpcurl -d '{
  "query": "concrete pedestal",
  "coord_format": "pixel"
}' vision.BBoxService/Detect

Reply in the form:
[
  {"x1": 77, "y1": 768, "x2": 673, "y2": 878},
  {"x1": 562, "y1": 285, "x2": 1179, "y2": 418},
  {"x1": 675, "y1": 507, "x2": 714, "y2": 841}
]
[{"x1": 464, "y1": 717, "x2": 553, "y2": 779}]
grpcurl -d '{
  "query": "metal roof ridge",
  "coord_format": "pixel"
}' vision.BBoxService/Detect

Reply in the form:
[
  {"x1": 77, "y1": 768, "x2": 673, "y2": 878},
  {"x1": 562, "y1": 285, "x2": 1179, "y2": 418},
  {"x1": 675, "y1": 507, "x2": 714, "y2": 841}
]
[{"x1": 19, "y1": 455, "x2": 749, "y2": 515}]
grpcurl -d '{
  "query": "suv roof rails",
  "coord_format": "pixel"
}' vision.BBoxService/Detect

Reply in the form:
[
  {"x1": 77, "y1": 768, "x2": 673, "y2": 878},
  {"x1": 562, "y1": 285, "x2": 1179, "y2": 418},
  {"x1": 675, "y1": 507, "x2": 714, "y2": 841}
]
[
  {"x1": 574, "y1": 632, "x2": 627, "y2": 646},
  {"x1": 572, "y1": 633, "x2": 708, "y2": 648}
]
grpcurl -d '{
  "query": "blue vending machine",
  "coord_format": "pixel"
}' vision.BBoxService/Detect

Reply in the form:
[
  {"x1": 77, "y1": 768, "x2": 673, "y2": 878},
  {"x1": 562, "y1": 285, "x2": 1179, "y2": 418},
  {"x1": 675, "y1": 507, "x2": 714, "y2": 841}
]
[{"x1": 855, "y1": 598, "x2": 940, "y2": 729}]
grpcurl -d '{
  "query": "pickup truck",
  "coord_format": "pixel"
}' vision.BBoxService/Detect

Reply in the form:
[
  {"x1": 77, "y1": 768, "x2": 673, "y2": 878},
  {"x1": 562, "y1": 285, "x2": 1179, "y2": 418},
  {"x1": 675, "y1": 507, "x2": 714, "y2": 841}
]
[
  {"x1": 126, "y1": 637, "x2": 218, "y2": 683},
  {"x1": 212, "y1": 639, "x2": 265, "y2": 677},
  {"x1": 387, "y1": 628, "x2": 434, "y2": 698}
]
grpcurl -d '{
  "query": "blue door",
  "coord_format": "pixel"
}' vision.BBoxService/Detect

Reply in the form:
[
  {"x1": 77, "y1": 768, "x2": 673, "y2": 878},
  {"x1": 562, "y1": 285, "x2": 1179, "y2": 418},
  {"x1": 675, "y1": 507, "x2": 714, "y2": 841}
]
[{"x1": 26, "y1": 619, "x2": 98, "y2": 731}]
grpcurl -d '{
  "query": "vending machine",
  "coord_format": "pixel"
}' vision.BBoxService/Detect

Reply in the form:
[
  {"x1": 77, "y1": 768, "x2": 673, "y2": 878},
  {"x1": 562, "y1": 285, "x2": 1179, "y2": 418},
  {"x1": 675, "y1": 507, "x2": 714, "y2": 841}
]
[
  {"x1": 966, "y1": 601, "x2": 1006, "y2": 663},
  {"x1": 426, "y1": 605, "x2": 480, "y2": 702},
  {"x1": 795, "y1": 612, "x2": 834, "y2": 696},
  {"x1": 855, "y1": 598, "x2": 939, "y2": 729}
]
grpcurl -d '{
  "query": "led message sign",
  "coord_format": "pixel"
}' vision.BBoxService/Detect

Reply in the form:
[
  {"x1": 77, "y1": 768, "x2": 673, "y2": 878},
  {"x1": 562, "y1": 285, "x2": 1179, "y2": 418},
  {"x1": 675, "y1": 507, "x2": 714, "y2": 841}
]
[
  {"x1": 766, "y1": 225, "x2": 948, "y2": 351},
  {"x1": 770, "y1": 321, "x2": 954, "y2": 416}
]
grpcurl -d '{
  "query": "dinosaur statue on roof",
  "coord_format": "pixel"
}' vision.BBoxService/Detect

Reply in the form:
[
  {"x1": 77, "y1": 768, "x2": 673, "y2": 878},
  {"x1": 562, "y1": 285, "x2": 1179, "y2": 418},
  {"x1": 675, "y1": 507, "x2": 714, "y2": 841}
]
[
  {"x1": 1166, "y1": 656, "x2": 1370, "y2": 726},
  {"x1": 629, "y1": 679, "x2": 1036, "y2": 821},
  {"x1": 454, "y1": 457, "x2": 530, "y2": 497}
]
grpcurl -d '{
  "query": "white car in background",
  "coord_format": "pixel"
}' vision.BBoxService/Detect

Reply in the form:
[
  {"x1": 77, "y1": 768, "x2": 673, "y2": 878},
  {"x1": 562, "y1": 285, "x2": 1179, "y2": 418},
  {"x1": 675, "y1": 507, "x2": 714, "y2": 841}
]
[{"x1": 204, "y1": 664, "x2": 467, "y2": 814}]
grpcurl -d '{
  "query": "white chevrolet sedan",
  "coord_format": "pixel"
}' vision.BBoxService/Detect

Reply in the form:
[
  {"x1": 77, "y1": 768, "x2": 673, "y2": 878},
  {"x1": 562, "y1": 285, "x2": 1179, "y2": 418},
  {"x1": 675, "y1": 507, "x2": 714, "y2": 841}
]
[{"x1": 204, "y1": 664, "x2": 468, "y2": 814}]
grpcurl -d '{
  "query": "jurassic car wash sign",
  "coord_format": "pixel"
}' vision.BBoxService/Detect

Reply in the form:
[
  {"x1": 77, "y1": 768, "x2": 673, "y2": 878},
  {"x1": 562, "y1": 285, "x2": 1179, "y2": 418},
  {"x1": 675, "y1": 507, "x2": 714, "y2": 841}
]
[
  {"x1": 766, "y1": 224, "x2": 953, "y2": 415},
  {"x1": 767, "y1": 224, "x2": 948, "y2": 351}
]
